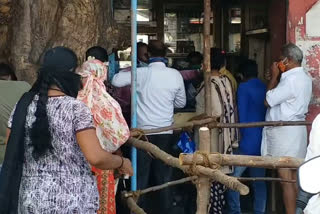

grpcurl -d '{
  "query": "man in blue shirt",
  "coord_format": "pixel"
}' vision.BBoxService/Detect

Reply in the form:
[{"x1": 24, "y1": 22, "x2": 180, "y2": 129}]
[{"x1": 227, "y1": 60, "x2": 267, "y2": 214}]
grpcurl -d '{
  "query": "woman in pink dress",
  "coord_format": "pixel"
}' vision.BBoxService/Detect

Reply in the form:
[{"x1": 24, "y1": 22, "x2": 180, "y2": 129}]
[{"x1": 77, "y1": 59, "x2": 130, "y2": 214}]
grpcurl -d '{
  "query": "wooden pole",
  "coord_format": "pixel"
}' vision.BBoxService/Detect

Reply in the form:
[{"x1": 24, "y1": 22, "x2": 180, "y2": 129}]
[
  {"x1": 196, "y1": 164, "x2": 249, "y2": 195},
  {"x1": 124, "y1": 176, "x2": 198, "y2": 198},
  {"x1": 127, "y1": 137, "x2": 249, "y2": 193},
  {"x1": 130, "y1": 117, "x2": 217, "y2": 137},
  {"x1": 237, "y1": 177, "x2": 296, "y2": 183},
  {"x1": 210, "y1": 121, "x2": 312, "y2": 128},
  {"x1": 123, "y1": 176, "x2": 294, "y2": 200},
  {"x1": 130, "y1": 120, "x2": 311, "y2": 137},
  {"x1": 203, "y1": 0, "x2": 212, "y2": 115},
  {"x1": 124, "y1": 195, "x2": 147, "y2": 214},
  {"x1": 179, "y1": 154, "x2": 303, "y2": 169},
  {"x1": 196, "y1": 127, "x2": 211, "y2": 214},
  {"x1": 196, "y1": 0, "x2": 211, "y2": 212}
]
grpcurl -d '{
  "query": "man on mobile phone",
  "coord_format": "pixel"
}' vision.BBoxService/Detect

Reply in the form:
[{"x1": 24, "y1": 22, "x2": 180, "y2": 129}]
[{"x1": 262, "y1": 43, "x2": 312, "y2": 214}]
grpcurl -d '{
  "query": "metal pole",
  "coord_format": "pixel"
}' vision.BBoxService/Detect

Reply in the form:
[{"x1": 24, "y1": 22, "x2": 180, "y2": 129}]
[{"x1": 131, "y1": 0, "x2": 138, "y2": 192}]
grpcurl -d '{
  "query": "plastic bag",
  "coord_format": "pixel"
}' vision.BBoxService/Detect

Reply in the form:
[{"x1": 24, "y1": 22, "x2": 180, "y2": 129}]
[{"x1": 177, "y1": 132, "x2": 196, "y2": 154}]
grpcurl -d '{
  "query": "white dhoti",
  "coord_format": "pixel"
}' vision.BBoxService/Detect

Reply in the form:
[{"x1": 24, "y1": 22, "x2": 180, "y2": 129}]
[{"x1": 261, "y1": 126, "x2": 307, "y2": 158}]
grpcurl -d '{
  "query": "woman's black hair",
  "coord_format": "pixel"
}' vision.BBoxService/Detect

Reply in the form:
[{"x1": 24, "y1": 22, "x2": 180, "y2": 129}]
[
  {"x1": 30, "y1": 46, "x2": 81, "y2": 159},
  {"x1": 187, "y1": 51, "x2": 203, "y2": 64},
  {"x1": 210, "y1": 48, "x2": 226, "y2": 70},
  {"x1": 86, "y1": 46, "x2": 108, "y2": 62}
]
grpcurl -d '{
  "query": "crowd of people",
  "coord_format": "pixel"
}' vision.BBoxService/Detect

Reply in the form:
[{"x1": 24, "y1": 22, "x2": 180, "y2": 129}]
[{"x1": 0, "y1": 40, "x2": 316, "y2": 214}]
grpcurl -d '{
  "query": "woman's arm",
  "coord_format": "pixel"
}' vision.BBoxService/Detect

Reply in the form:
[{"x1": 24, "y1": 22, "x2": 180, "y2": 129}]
[{"x1": 76, "y1": 128, "x2": 133, "y2": 175}]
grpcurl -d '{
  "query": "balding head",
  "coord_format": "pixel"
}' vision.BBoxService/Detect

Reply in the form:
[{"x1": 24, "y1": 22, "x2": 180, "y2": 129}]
[{"x1": 148, "y1": 40, "x2": 167, "y2": 58}]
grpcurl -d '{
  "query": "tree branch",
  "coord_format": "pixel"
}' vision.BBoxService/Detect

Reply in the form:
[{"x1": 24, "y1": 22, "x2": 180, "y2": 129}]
[
  {"x1": 123, "y1": 195, "x2": 146, "y2": 214},
  {"x1": 179, "y1": 153, "x2": 303, "y2": 169},
  {"x1": 127, "y1": 137, "x2": 188, "y2": 172},
  {"x1": 130, "y1": 120, "x2": 311, "y2": 137},
  {"x1": 130, "y1": 117, "x2": 217, "y2": 137},
  {"x1": 236, "y1": 177, "x2": 296, "y2": 183},
  {"x1": 127, "y1": 137, "x2": 249, "y2": 195},
  {"x1": 210, "y1": 121, "x2": 312, "y2": 128},
  {"x1": 123, "y1": 176, "x2": 198, "y2": 198},
  {"x1": 195, "y1": 165, "x2": 250, "y2": 195}
]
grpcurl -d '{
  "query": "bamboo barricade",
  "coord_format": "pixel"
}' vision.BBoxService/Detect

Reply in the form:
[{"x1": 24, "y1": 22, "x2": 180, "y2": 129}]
[
  {"x1": 123, "y1": 128, "x2": 308, "y2": 213},
  {"x1": 179, "y1": 154, "x2": 304, "y2": 169},
  {"x1": 123, "y1": 0, "x2": 312, "y2": 212},
  {"x1": 125, "y1": 100, "x2": 311, "y2": 214},
  {"x1": 196, "y1": 127, "x2": 211, "y2": 214},
  {"x1": 131, "y1": 119, "x2": 312, "y2": 137}
]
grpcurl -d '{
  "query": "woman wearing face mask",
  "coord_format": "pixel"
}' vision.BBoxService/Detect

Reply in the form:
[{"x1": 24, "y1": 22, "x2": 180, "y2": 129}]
[{"x1": 0, "y1": 47, "x2": 133, "y2": 213}]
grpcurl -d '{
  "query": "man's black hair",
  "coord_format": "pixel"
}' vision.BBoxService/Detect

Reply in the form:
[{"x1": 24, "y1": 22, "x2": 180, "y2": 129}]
[
  {"x1": 0, "y1": 63, "x2": 17, "y2": 80},
  {"x1": 86, "y1": 46, "x2": 108, "y2": 62},
  {"x1": 239, "y1": 59, "x2": 258, "y2": 79},
  {"x1": 210, "y1": 48, "x2": 226, "y2": 70},
  {"x1": 137, "y1": 42, "x2": 148, "y2": 49},
  {"x1": 187, "y1": 51, "x2": 203, "y2": 64},
  {"x1": 147, "y1": 40, "x2": 167, "y2": 57}
]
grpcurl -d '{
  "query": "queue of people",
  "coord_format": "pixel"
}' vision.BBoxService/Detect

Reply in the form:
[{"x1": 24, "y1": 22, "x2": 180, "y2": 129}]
[{"x1": 0, "y1": 40, "x2": 316, "y2": 214}]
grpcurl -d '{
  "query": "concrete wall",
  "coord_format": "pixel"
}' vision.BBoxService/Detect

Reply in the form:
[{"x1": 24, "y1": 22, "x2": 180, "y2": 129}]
[{"x1": 288, "y1": 0, "x2": 320, "y2": 123}]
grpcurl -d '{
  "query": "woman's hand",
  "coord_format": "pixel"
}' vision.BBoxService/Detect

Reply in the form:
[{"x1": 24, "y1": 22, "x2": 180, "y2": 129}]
[
  {"x1": 113, "y1": 148, "x2": 123, "y2": 156},
  {"x1": 118, "y1": 158, "x2": 134, "y2": 176}
]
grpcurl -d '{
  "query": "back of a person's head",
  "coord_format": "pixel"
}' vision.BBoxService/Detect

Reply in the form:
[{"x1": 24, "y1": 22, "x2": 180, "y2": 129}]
[
  {"x1": 187, "y1": 51, "x2": 203, "y2": 65},
  {"x1": 137, "y1": 42, "x2": 148, "y2": 50},
  {"x1": 31, "y1": 46, "x2": 81, "y2": 159},
  {"x1": 137, "y1": 42, "x2": 149, "y2": 63},
  {"x1": 86, "y1": 46, "x2": 108, "y2": 62},
  {"x1": 239, "y1": 59, "x2": 258, "y2": 79},
  {"x1": 210, "y1": 48, "x2": 226, "y2": 70},
  {"x1": 148, "y1": 40, "x2": 167, "y2": 58},
  {"x1": 281, "y1": 43, "x2": 303, "y2": 65},
  {"x1": 0, "y1": 63, "x2": 17, "y2": 80}
]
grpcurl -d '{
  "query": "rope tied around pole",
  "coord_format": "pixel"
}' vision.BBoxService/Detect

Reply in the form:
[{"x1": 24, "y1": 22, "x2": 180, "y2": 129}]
[
  {"x1": 131, "y1": 128, "x2": 158, "y2": 159},
  {"x1": 188, "y1": 151, "x2": 222, "y2": 176},
  {"x1": 132, "y1": 190, "x2": 142, "y2": 201},
  {"x1": 210, "y1": 152, "x2": 223, "y2": 169},
  {"x1": 131, "y1": 128, "x2": 149, "y2": 142}
]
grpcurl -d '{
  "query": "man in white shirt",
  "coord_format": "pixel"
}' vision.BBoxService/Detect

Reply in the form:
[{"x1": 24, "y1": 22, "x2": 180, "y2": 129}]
[
  {"x1": 112, "y1": 40, "x2": 186, "y2": 214},
  {"x1": 262, "y1": 43, "x2": 312, "y2": 214}
]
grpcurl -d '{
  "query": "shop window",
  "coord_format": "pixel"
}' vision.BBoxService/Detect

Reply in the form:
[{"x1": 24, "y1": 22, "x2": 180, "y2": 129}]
[
  {"x1": 114, "y1": 0, "x2": 153, "y2": 23},
  {"x1": 164, "y1": 11, "x2": 203, "y2": 53},
  {"x1": 227, "y1": 8, "x2": 241, "y2": 53}
]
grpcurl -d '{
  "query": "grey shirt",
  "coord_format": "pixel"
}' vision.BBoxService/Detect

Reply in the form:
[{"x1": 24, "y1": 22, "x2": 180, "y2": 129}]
[{"x1": 0, "y1": 80, "x2": 31, "y2": 163}]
